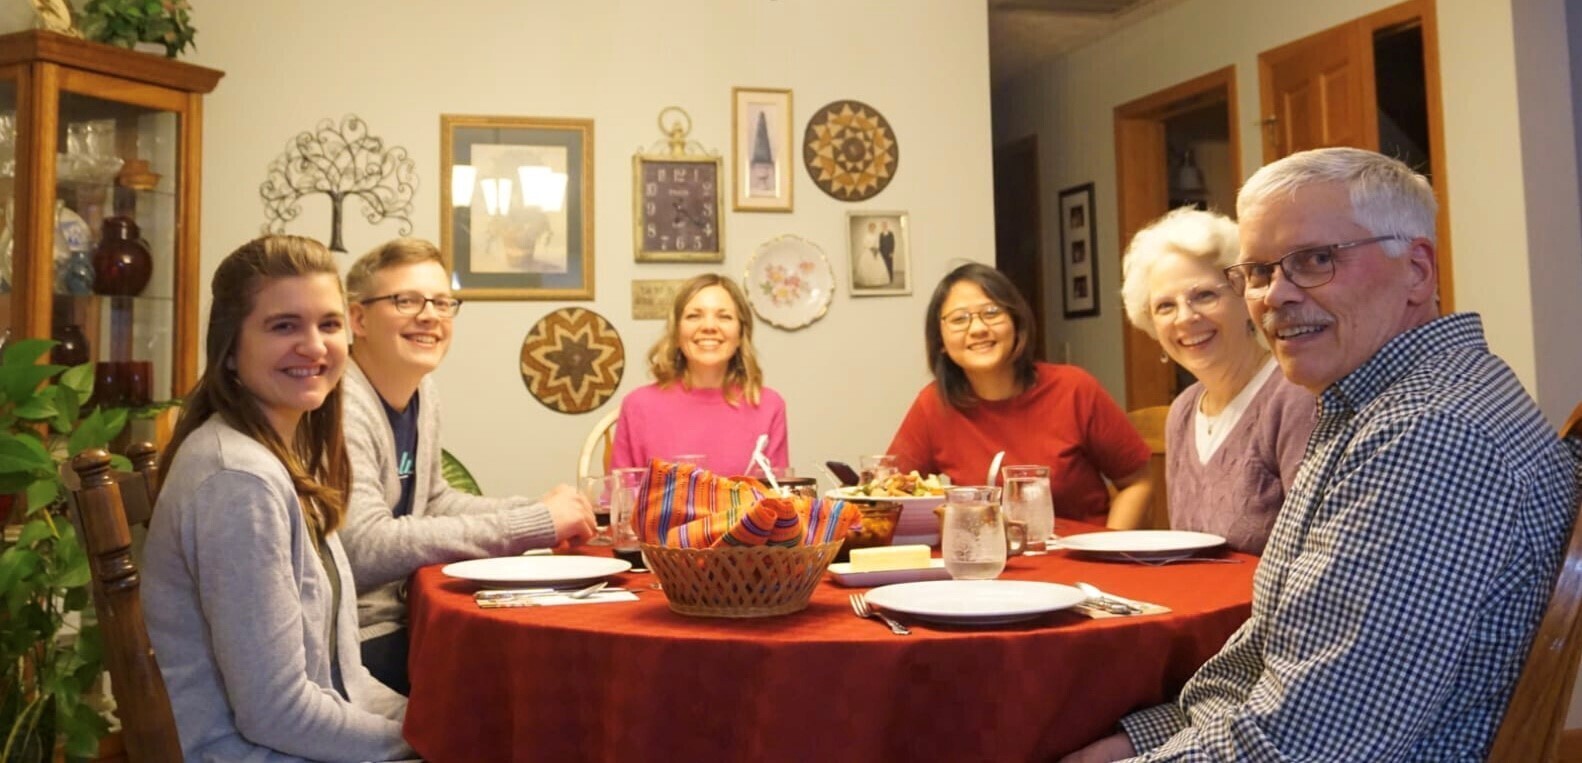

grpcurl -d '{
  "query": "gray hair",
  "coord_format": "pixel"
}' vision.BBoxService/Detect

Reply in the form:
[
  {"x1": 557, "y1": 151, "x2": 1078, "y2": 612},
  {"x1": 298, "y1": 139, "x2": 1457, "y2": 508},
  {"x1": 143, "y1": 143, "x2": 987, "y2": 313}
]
[
  {"x1": 1237, "y1": 147, "x2": 1437, "y2": 256},
  {"x1": 1120, "y1": 207, "x2": 1240, "y2": 337}
]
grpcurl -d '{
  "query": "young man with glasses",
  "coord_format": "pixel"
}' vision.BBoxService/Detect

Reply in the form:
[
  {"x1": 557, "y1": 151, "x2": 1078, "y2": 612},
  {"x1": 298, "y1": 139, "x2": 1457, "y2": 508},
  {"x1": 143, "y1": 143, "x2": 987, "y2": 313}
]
[
  {"x1": 338, "y1": 238, "x2": 595, "y2": 694},
  {"x1": 1064, "y1": 148, "x2": 1580, "y2": 762}
]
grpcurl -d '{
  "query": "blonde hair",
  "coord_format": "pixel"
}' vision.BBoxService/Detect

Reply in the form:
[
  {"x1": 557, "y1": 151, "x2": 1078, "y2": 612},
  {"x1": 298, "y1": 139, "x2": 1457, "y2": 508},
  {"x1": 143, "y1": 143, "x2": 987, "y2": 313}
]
[
  {"x1": 159, "y1": 235, "x2": 349, "y2": 538},
  {"x1": 646, "y1": 274, "x2": 764, "y2": 406},
  {"x1": 345, "y1": 237, "x2": 450, "y2": 303},
  {"x1": 1120, "y1": 207, "x2": 1240, "y2": 338}
]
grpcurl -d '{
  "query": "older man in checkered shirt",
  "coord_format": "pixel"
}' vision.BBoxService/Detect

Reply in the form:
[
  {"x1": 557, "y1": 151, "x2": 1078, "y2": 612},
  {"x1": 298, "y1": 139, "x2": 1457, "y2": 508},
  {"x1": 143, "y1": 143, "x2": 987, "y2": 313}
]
[{"x1": 1064, "y1": 147, "x2": 1582, "y2": 762}]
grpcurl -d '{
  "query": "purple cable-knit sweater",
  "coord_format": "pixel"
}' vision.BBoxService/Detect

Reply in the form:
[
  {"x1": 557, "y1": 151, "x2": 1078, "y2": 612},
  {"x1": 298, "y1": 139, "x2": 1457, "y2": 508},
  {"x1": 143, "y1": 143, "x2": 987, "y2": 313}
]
[{"x1": 1165, "y1": 369, "x2": 1316, "y2": 554}]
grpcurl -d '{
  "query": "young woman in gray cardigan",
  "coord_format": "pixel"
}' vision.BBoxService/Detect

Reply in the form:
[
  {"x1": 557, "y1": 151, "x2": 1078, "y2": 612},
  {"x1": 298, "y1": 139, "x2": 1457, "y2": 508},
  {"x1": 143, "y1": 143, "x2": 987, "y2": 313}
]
[
  {"x1": 338, "y1": 238, "x2": 595, "y2": 694},
  {"x1": 142, "y1": 236, "x2": 412, "y2": 762}
]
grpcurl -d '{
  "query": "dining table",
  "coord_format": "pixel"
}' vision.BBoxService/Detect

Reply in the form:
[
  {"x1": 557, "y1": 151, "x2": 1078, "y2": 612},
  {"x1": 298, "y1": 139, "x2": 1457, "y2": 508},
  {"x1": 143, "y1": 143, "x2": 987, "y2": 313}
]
[{"x1": 403, "y1": 521, "x2": 1257, "y2": 762}]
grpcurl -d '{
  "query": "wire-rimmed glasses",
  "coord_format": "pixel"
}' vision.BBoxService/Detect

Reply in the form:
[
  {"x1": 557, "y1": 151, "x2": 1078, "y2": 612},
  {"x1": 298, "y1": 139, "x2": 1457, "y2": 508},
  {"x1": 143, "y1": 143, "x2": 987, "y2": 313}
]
[{"x1": 1223, "y1": 235, "x2": 1407, "y2": 297}]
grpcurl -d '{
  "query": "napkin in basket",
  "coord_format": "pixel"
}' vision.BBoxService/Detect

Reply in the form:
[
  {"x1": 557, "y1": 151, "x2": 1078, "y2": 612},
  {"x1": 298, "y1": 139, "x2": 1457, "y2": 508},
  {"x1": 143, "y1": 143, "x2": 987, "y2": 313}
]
[{"x1": 634, "y1": 460, "x2": 860, "y2": 549}]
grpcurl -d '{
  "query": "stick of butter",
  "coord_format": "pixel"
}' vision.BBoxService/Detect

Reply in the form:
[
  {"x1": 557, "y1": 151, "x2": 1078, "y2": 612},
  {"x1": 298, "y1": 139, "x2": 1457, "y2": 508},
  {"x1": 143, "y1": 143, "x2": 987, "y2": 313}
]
[{"x1": 848, "y1": 544, "x2": 932, "y2": 572}]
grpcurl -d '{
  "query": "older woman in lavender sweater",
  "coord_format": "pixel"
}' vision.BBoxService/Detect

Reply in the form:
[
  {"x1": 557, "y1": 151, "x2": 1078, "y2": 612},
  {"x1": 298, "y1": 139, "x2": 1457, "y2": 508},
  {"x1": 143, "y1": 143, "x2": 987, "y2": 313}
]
[{"x1": 1121, "y1": 208, "x2": 1315, "y2": 553}]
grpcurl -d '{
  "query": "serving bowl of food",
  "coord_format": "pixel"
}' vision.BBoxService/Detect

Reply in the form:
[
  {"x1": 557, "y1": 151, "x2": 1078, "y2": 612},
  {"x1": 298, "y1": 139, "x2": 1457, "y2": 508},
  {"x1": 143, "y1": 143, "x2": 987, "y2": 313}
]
[
  {"x1": 833, "y1": 502, "x2": 902, "y2": 563},
  {"x1": 829, "y1": 471, "x2": 949, "y2": 545}
]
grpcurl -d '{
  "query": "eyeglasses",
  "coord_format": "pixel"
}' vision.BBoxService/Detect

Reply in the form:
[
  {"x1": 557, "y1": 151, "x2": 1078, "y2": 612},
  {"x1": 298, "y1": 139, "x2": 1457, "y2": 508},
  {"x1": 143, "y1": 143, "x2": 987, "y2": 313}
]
[
  {"x1": 1223, "y1": 235, "x2": 1408, "y2": 296},
  {"x1": 1150, "y1": 283, "x2": 1227, "y2": 319},
  {"x1": 361, "y1": 292, "x2": 464, "y2": 318},
  {"x1": 940, "y1": 304, "x2": 1009, "y2": 333}
]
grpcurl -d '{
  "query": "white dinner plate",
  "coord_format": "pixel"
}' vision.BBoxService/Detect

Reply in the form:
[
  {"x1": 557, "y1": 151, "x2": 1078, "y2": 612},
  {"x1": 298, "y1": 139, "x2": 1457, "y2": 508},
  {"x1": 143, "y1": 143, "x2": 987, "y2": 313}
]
[
  {"x1": 827, "y1": 559, "x2": 951, "y2": 588},
  {"x1": 1057, "y1": 530, "x2": 1226, "y2": 560},
  {"x1": 441, "y1": 556, "x2": 631, "y2": 588},
  {"x1": 864, "y1": 580, "x2": 1087, "y2": 625},
  {"x1": 824, "y1": 491, "x2": 945, "y2": 546}
]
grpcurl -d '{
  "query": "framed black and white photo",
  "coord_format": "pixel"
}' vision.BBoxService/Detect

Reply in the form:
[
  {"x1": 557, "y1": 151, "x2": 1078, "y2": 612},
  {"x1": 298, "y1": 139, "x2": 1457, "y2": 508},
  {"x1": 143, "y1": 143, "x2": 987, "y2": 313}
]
[
  {"x1": 441, "y1": 115, "x2": 594, "y2": 300},
  {"x1": 1058, "y1": 183, "x2": 1098, "y2": 318},
  {"x1": 845, "y1": 210, "x2": 910, "y2": 296},
  {"x1": 732, "y1": 87, "x2": 793, "y2": 212}
]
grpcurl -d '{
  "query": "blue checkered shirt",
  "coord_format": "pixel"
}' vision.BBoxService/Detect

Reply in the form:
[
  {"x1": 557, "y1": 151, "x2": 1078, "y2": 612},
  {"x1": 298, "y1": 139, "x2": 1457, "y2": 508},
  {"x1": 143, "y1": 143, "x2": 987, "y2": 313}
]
[{"x1": 1119, "y1": 313, "x2": 1582, "y2": 761}]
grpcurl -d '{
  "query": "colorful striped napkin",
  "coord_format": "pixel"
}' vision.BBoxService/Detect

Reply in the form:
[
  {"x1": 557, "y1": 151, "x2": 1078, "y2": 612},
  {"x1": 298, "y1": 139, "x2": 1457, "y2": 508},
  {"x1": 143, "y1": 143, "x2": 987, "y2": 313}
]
[{"x1": 634, "y1": 460, "x2": 860, "y2": 548}]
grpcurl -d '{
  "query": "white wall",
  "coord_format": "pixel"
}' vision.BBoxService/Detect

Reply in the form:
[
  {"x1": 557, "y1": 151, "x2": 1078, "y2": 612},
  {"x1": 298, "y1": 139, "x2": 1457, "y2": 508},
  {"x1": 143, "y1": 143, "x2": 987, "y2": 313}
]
[
  {"x1": 994, "y1": 0, "x2": 1582, "y2": 427},
  {"x1": 157, "y1": 0, "x2": 993, "y2": 494}
]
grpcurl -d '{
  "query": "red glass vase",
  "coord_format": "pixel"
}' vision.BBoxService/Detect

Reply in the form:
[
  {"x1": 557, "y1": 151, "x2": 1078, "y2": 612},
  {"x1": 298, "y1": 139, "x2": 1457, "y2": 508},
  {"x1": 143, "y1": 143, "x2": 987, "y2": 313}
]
[{"x1": 92, "y1": 216, "x2": 153, "y2": 296}]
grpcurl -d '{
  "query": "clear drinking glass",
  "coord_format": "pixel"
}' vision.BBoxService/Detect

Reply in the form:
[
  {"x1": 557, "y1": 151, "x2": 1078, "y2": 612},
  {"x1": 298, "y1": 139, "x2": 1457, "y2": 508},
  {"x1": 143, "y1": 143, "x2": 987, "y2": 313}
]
[
  {"x1": 941, "y1": 486, "x2": 1007, "y2": 580},
  {"x1": 1001, "y1": 465, "x2": 1055, "y2": 552},
  {"x1": 609, "y1": 467, "x2": 648, "y2": 568},
  {"x1": 669, "y1": 453, "x2": 708, "y2": 471},
  {"x1": 858, "y1": 454, "x2": 899, "y2": 486},
  {"x1": 579, "y1": 474, "x2": 614, "y2": 546}
]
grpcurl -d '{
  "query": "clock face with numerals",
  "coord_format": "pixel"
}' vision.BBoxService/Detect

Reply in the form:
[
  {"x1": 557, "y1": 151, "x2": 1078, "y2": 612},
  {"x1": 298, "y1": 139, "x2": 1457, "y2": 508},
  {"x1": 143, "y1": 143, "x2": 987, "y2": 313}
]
[{"x1": 634, "y1": 157, "x2": 724, "y2": 262}]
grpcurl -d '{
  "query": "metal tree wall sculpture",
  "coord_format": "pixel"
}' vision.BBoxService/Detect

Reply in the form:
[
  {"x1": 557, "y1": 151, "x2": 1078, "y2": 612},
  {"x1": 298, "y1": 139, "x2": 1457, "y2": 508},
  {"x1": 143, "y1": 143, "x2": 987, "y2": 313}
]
[{"x1": 259, "y1": 114, "x2": 417, "y2": 251}]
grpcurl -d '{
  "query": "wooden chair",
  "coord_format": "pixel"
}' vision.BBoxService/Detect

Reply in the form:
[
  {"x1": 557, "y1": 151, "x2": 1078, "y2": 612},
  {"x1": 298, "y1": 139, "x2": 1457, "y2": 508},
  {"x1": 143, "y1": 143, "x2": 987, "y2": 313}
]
[
  {"x1": 1486, "y1": 402, "x2": 1582, "y2": 762},
  {"x1": 67, "y1": 448, "x2": 181, "y2": 762},
  {"x1": 1126, "y1": 406, "x2": 1171, "y2": 530},
  {"x1": 576, "y1": 407, "x2": 620, "y2": 482}
]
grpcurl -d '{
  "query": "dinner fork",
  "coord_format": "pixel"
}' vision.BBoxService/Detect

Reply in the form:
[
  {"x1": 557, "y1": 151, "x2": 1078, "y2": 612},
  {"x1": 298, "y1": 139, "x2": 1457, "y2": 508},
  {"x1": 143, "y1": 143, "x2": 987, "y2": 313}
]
[{"x1": 850, "y1": 594, "x2": 911, "y2": 635}]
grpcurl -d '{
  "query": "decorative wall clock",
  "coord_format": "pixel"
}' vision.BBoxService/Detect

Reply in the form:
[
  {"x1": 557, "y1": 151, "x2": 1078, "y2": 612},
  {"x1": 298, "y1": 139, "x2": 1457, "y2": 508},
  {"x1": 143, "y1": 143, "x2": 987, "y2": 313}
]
[
  {"x1": 633, "y1": 107, "x2": 724, "y2": 262},
  {"x1": 519, "y1": 308, "x2": 625, "y2": 414},
  {"x1": 803, "y1": 100, "x2": 899, "y2": 202}
]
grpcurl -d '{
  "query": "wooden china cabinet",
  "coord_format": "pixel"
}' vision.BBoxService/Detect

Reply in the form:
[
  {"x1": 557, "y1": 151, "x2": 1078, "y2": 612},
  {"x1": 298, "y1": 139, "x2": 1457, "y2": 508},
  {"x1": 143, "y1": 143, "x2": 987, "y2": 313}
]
[{"x1": 0, "y1": 30, "x2": 222, "y2": 440}]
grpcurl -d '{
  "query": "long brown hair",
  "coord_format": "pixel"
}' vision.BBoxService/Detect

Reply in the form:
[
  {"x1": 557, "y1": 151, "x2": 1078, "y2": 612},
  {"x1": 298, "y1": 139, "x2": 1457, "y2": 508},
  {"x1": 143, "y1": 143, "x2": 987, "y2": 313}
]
[
  {"x1": 924, "y1": 263, "x2": 1039, "y2": 410},
  {"x1": 646, "y1": 274, "x2": 765, "y2": 406},
  {"x1": 158, "y1": 235, "x2": 350, "y2": 538}
]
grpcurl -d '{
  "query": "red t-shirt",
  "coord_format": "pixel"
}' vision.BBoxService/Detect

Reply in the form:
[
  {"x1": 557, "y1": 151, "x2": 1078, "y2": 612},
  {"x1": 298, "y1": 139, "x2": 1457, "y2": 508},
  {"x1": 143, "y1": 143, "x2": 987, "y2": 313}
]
[{"x1": 886, "y1": 363, "x2": 1151, "y2": 522}]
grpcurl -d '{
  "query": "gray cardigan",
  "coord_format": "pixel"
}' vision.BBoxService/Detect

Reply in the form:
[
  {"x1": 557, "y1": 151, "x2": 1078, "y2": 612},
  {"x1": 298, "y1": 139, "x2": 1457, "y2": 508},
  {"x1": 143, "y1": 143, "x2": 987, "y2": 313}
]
[
  {"x1": 142, "y1": 417, "x2": 412, "y2": 762},
  {"x1": 338, "y1": 360, "x2": 557, "y2": 639}
]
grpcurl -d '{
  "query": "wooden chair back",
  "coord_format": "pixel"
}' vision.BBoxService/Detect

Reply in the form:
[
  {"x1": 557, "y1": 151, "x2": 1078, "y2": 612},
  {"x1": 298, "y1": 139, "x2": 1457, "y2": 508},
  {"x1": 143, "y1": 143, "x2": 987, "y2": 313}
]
[
  {"x1": 68, "y1": 448, "x2": 181, "y2": 762},
  {"x1": 1486, "y1": 401, "x2": 1582, "y2": 762},
  {"x1": 1125, "y1": 406, "x2": 1171, "y2": 530},
  {"x1": 577, "y1": 407, "x2": 621, "y2": 482}
]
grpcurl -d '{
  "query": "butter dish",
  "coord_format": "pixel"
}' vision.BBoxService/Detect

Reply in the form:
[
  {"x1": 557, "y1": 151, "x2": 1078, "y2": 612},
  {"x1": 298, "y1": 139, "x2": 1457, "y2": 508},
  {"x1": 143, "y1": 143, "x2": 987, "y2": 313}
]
[{"x1": 828, "y1": 559, "x2": 951, "y2": 587}]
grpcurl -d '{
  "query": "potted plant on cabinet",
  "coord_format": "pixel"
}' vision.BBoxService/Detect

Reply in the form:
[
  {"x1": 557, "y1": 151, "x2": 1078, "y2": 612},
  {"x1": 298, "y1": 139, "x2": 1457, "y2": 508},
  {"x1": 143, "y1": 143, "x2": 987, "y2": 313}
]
[
  {"x1": 0, "y1": 338, "x2": 129, "y2": 761},
  {"x1": 77, "y1": 0, "x2": 197, "y2": 59}
]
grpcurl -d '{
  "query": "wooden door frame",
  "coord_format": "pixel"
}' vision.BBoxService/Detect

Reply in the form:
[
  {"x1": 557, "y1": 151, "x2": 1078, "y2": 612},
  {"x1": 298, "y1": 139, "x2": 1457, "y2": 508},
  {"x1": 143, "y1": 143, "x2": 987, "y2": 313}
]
[
  {"x1": 1113, "y1": 65, "x2": 1240, "y2": 410},
  {"x1": 1256, "y1": 0, "x2": 1453, "y2": 312}
]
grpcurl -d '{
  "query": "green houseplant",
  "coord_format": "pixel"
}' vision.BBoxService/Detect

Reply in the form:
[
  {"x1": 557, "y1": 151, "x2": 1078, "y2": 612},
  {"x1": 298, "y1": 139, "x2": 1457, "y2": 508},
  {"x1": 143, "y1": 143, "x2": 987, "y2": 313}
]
[
  {"x1": 0, "y1": 338, "x2": 130, "y2": 761},
  {"x1": 77, "y1": 0, "x2": 198, "y2": 59}
]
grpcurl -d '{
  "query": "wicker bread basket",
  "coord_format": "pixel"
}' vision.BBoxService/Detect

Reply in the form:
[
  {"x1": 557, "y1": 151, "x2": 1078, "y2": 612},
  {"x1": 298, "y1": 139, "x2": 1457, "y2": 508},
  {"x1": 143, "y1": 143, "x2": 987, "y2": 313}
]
[{"x1": 640, "y1": 540, "x2": 844, "y2": 618}]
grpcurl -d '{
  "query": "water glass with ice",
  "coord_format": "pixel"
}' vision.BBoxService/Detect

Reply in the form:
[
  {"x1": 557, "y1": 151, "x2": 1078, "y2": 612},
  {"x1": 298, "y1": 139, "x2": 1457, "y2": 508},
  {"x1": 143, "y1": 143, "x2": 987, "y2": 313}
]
[{"x1": 941, "y1": 486, "x2": 1007, "y2": 580}]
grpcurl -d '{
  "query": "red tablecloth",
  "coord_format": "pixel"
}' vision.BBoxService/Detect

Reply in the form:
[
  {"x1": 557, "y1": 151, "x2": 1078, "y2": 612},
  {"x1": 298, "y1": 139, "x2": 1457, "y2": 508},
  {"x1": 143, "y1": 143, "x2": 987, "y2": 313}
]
[{"x1": 404, "y1": 528, "x2": 1256, "y2": 762}]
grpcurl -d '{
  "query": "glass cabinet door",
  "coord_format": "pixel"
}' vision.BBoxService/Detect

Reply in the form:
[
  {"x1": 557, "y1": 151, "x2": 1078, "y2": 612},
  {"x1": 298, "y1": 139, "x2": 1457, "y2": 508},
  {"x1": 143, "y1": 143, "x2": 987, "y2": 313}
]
[{"x1": 50, "y1": 89, "x2": 179, "y2": 410}]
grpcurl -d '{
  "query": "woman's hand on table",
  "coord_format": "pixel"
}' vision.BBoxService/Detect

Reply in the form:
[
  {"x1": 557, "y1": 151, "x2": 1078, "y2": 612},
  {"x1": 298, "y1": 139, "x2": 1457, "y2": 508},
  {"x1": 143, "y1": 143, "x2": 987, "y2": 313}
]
[
  {"x1": 1059, "y1": 732, "x2": 1136, "y2": 763},
  {"x1": 543, "y1": 484, "x2": 597, "y2": 543}
]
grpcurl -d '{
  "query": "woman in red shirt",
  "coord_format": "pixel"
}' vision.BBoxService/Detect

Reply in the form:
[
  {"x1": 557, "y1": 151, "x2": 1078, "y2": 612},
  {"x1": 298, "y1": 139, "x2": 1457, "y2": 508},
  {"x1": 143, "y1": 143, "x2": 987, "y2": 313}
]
[{"x1": 886, "y1": 263, "x2": 1154, "y2": 527}]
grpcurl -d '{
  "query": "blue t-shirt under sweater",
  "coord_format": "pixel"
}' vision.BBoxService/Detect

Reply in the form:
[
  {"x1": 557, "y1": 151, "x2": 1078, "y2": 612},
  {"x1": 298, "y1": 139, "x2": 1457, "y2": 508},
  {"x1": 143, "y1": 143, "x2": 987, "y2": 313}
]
[{"x1": 380, "y1": 393, "x2": 419, "y2": 518}]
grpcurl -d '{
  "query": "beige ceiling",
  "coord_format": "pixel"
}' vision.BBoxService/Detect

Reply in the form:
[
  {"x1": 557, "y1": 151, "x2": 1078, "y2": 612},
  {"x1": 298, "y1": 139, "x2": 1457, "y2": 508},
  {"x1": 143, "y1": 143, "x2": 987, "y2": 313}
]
[{"x1": 988, "y1": 0, "x2": 1182, "y2": 86}]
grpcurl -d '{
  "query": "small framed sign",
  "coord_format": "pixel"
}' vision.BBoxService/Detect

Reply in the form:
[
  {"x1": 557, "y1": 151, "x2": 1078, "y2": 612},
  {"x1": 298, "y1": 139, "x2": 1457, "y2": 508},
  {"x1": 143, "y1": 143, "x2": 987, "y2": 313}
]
[{"x1": 631, "y1": 279, "x2": 687, "y2": 320}]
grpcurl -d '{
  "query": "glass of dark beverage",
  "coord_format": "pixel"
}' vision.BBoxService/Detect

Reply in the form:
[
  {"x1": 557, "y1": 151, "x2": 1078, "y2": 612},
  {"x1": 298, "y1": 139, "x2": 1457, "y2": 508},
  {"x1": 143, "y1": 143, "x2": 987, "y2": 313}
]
[
  {"x1": 580, "y1": 475, "x2": 614, "y2": 546},
  {"x1": 610, "y1": 467, "x2": 648, "y2": 569}
]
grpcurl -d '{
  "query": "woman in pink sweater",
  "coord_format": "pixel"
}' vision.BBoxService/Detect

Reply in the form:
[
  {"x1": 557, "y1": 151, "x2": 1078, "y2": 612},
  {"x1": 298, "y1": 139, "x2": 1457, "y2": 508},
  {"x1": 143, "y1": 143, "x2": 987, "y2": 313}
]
[{"x1": 611, "y1": 274, "x2": 788, "y2": 476}]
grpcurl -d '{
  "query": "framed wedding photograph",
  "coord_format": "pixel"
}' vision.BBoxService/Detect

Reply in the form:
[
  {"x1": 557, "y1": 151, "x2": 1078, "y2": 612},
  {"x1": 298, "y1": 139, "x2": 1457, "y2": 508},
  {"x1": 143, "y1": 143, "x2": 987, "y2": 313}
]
[
  {"x1": 731, "y1": 87, "x2": 793, "y2": 212},
  {"x1": 845, "y1": 210, "x2": 910, "y2": 296},
  {"x1": 441, "y1": 114, "x2": 594, "y2": 300},
  {"x1": 1058, "y1": 182, "x2": 1098, "y2": 318},
  {"x1": 633, "y1": 154, "x2": 725, "y2": 262}
]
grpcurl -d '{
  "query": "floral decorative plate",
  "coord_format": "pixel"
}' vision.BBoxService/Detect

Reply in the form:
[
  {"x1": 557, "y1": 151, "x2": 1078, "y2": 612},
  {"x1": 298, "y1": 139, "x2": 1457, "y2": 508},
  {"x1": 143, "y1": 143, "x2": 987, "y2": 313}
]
[{"x1": 743, "y1": 235, "x2": 835, "y2": 331}]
